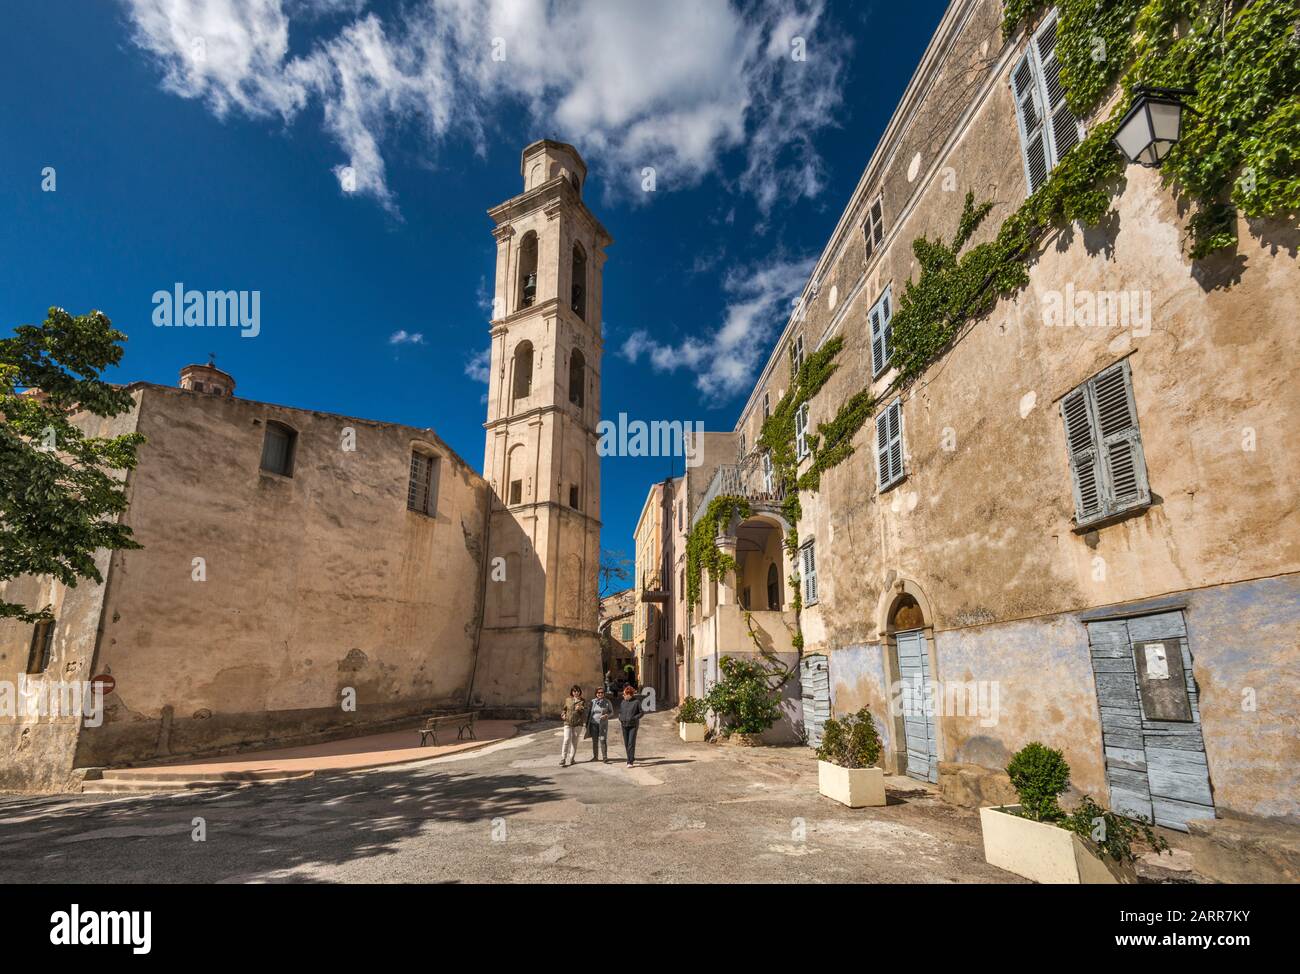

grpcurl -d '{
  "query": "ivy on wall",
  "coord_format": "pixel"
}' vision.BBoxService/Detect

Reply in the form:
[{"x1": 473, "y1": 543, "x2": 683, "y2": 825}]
[
  {"x1": 685, "y1": 494, "x2": 752, "y2": 608},
  {"x1": 693, "y1": 0, "x2": 1297, "y2": 648}
]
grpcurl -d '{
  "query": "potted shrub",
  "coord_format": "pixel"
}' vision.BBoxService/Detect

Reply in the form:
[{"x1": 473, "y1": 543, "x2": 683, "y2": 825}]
[
  {"x1": 816, "y1": 708, "x2": 886, "y2": 807},
  {"x1": 677, "y1": 696, "x2": 708, "y2": 742},
  {"x1": 701, "y1": 656, "x2": 783, "y2": 745},
  {"x1": 980, "y1": 742, "x2": 1168, "y2": 884}
]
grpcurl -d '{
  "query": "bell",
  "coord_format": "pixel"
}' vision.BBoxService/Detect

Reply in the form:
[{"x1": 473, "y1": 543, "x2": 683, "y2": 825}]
[{"x1": 521, "y1": 273, "x2": 537, "y2": 307}]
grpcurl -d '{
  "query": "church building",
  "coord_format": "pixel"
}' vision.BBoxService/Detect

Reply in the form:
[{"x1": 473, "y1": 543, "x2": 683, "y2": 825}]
[{"x1": 0, "y1": 141, "x2": 607, "y2": 792}]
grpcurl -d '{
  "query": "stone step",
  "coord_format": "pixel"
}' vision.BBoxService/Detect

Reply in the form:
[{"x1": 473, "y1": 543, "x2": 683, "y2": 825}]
[
  {"x1": 99, "y1": 767, "x2": 312, "y2": 783},
  {"x1": 81, "y1": 770, "x2": 314, "y2": 795}
]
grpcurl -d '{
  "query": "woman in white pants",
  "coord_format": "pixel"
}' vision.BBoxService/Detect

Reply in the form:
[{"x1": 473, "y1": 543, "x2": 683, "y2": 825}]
[{"x1": 559, "y1": 685, "x2": 588, "y2": 767}]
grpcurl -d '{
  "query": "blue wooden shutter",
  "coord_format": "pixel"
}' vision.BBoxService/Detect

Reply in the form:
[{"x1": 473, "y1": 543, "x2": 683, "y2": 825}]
[
  {"x1": 1011, "y1": 51, "x2": 1049, "y2": 193},
  {"x1": 876, "y1": 399, "x2": 904, "y2": 490},
  {"x1": 1061, "y1": 386, "x2": 1104, "y2": 523},
  {"x1": 802, "y1": 542, "x2": 817, "y2": 603},
  {"x1": 1092, "y1": 360, "x2": 1150, "y2": 514},
  {"x1": 1032, "y1": 12, "x2": 1082, "y2": 165},
  {"x1": 869, "y1": 288, "x2": 892, "y2": 376}
]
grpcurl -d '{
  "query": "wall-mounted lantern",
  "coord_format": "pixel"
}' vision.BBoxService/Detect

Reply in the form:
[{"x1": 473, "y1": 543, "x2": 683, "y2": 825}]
[{"x1": 1113, "y1": 86, "x2": 1197, "y2": 168}]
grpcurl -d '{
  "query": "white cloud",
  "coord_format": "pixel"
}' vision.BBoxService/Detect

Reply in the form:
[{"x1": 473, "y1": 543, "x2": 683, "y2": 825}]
[
  {"x1": 620, "y1": 254, "x2": 814, "y2": 404},
  {"x1": 121, "y1": 0, "x2": 849, "y2": 213},
  {"x1": 389, "y1": 329, "x2": 425, "y2": 344},
  {"x1": 464, "y1": 347, "x2": 491, "y2": 383}
]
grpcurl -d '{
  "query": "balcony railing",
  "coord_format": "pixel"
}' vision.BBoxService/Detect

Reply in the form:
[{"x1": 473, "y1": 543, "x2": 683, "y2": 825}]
[
  {"x1": 640, "y1": 569, "x2": 669, "y2": 603},
  {"x1": 692, "y1": 461, "x2": 786, "y2": 526}
]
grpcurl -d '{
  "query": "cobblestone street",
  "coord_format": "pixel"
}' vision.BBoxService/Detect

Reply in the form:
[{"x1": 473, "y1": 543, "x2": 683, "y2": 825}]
[{"x1": 0, "y1": 714, "x2": 1054, "y2": 884}]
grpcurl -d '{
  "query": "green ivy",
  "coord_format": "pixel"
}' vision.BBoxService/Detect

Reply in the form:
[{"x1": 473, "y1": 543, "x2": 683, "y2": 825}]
[
  {"x1": 685, "y1": 494, "x2": 752, "y2": 608},
  {"x1": 701, "y1": 0, "x2": 1295, "y2": 651}
]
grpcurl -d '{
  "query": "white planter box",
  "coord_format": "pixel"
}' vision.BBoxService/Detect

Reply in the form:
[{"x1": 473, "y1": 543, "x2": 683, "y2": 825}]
[
  {"x1": 817, "y1": 760, "x2": 886, "y2": 808},
  {"x1": 979, "y1": 805, "x2": 1137, "y2": 884},
  {"x1": 679, "y1": 722, "x2": 707, "y2": 742}
]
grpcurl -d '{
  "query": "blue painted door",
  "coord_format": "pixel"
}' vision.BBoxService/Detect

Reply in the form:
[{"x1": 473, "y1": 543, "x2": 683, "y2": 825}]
[{"x1": 896, "y1": 629, "x2": 938, "y2": 782}]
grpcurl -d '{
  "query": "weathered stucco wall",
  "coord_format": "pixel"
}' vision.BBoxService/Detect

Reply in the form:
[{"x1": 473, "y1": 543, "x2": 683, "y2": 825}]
[
  {"x1": 0, "y1": 394, "x2": 144, "y2": 791},
  {"x1": 720, "y1": 0, "x2": 1299, "y2": 820},
  {"x1": 72, "y1": 385, "x2": 491, "y2": 768}
]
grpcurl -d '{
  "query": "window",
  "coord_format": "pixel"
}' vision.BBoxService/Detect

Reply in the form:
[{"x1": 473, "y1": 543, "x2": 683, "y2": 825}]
[
  {"x1": 863, "y1": 194, "x2": 885, "y2": 261},
  {"x1": 569, "y1": 348, "x2": 586, "y2": 407},
  {"x1": 407, "y1": 452, "x2": 440, "y2": 515},
  {"x1": 766, "y1": 563, "x2": 780, "y2": 610},
  {"x1": 763, "y1": 392, "x2": 770, "y2": 421},
  {"x1": 26, "y1": 619, "x2": 54, "y2": 674},
  {"x1": 741, "y1": 587, "x2": 751, "y2": 610},
  {"x1": 761, "y1": 451, "x2": 774, "y2": 494},
  {"x1": 508, "y1": 479, "x2": 523, "y2": 505},
  {"x1": 512, "y1": 341, "x2": 534, "y2": 402},
  {"x1": 518, "y1": 232, "x2": 538, "y2": 309},
  {"x1": 869, "y1": 286, "x2": 893, "y2": 377},
  {"x1": 621, "y1": 622, "x2": 633, "y2": 641},
  {"x1": 739, "y1": 432, "x2": 746, "y2": 458},
  {"x1": 795, "y1": 402, "x2": 810, "y2": 460},
  {"x1": 801, "y1": 541, "x2": 818, "y2": 605},
  {"x1": 791, "y1": 334, "x2": 805, "y2": 375},
  {"x1": 1012, "y1": 9, "x2": 1083, "y2": 195},
  {"x1": 569, "y1": 484, "x2": 581, "y2": 510},
  {"x1": 260, "y1": 422, "x2": 296, "y2": 477},
  {"x1": 1060, "y1": 359, "x2": 1150, "y2": 527},
  {"x1": 875, "y1": 398, "x2": 905, "y2": 491},
  {"x1": 571, "y1": 243, "x2": 587, "y2": 320}
]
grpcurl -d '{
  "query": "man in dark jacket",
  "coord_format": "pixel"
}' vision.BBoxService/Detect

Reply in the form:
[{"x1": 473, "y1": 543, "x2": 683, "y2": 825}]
[{"x1": 618, "y1": 685, "x2": 652, "y2": 767}]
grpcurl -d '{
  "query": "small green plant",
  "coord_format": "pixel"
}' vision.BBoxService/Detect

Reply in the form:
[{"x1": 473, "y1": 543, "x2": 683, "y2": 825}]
[
  {"x1": 702, "y1": 656, "x2": 783, "y2": 736},
  {"x1": 1006, "y1": 742, "x2": 1071, "y2": 821},
  {"x1": 678, "y1": 696, "x2": 707, "y2": 724},
  {"x1": 1060, "y1": 795, "x2": 1170, "y2": 865},
  {"x1": 816, "y1": 708, "x2": 882, "y2": 769}
]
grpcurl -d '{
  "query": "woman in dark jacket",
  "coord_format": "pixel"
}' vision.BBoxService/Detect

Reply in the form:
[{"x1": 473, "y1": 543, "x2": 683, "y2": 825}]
[{"x1": 618, "y1": 685, "x2": 651, "y2": 767}]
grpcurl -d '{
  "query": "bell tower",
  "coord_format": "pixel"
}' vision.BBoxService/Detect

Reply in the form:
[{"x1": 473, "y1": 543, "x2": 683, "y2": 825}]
[{"x1": 476, "y1": 140, "x2": 609, "y2": 714}]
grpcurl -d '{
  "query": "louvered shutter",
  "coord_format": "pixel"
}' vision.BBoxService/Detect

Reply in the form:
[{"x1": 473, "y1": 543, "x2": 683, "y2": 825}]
[
  {"x1": 1092, "y1": 361, "x2": 1150, "y2": 512},
  {"x1": 1033, "y1": 13, "x2": 1082, "y2": 165},
  {"x1": 1012, "y1": 51, "x2": 1049, "y2": 193},
  {"x1": 876, "y1": 399, "x2": 903, "y2": 490},
  {"x1": 795, "y1": 404, "x2": 808, "y2": 458},
  {"x1": 1061, "y1": 387, "x2": 1104, "y2": 523},
  {"x1": 869, "y1": 288, "x2": 892, "y2": 376},
  {"x1": 802, "y1": 543, "x2": 817, "y2": 604},
  {"x1": 762, "y1": 451, "x2": 773, "y2": 493}
]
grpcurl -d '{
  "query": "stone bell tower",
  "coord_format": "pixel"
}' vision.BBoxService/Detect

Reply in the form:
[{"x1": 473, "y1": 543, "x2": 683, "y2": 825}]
[{"x1": 475, "y1": 140, "x2": 610, "y2": 714}]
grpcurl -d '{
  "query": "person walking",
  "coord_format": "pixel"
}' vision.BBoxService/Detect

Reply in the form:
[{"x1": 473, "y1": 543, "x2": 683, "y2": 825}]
[
  {"x1": 587, "y1": 686, "x2": 614, "y2": 762},
  {"x1": 560, "y1": 685, "x2": 588, "y2": 767},
  {"x1": 618, "y1": 685, "x2": 651, "y2": 767}
]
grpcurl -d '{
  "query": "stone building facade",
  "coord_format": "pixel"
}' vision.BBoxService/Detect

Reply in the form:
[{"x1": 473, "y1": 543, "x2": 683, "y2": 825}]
[
  {"x1": 687, "y1": 0, "x2": 1299, "y2": 830},
  {"x1": 0, "y1": 141, "x2": 607, "y2": 792}
]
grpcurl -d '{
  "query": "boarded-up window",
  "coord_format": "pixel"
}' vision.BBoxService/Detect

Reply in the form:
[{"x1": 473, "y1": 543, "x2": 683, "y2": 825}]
[
  {"x1": 875, "y1": 397, "x2": 904, "y2": 491},
  {"x1": 27, "y1": 619, "x2": 54, "y2": 674},
  {"x1": 508, "y1": 479, "x2": 523, "y2": 505},
  {"x1": 1011, "y1": 9, "x2": 1083, "y2": 195},
  {"x1": 1060, "y1": 359, "x2": 1150, "y2": 527},
  {"x1": 260, "y1": 422, "x2": 296, "y2": 476},
  {"x1": 869, "y1": 286, "x2": 893, "y2": 377},
  {"x1": 407, "y1": 452, "x2": 439, "y2": 515}
]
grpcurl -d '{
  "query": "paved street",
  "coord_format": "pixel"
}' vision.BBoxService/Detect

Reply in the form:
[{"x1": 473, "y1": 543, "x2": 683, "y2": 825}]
[{"x1": 0, "y1": 713, "x2": 1149, "y2": 884}]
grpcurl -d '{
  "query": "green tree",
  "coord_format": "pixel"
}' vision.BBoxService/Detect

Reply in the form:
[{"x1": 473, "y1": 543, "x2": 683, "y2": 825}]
[{"x1": 1, "y1": 307, "x2": 145, "y2": 621}]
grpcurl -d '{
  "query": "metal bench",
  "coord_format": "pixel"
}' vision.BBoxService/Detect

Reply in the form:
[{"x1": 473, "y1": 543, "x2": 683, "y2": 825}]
[{"x1": 416, "y1": 711, "x2": 477, "y2": 746}]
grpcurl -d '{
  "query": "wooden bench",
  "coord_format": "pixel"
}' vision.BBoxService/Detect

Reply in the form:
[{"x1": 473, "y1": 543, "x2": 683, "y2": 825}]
[{"x1": 416, "y1": 712, "x2": 477, "y2": 747}]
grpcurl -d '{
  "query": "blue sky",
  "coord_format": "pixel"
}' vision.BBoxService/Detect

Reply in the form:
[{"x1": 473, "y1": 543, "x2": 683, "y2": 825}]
[{"x1": 0, "y1": 0, "x2": 945, "y2": 569}]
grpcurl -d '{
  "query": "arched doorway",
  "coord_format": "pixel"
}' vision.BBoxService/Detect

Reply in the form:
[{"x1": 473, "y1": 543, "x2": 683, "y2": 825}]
[{"x1": 883, "y1": 587, "x2": 938, "y2": 783}]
